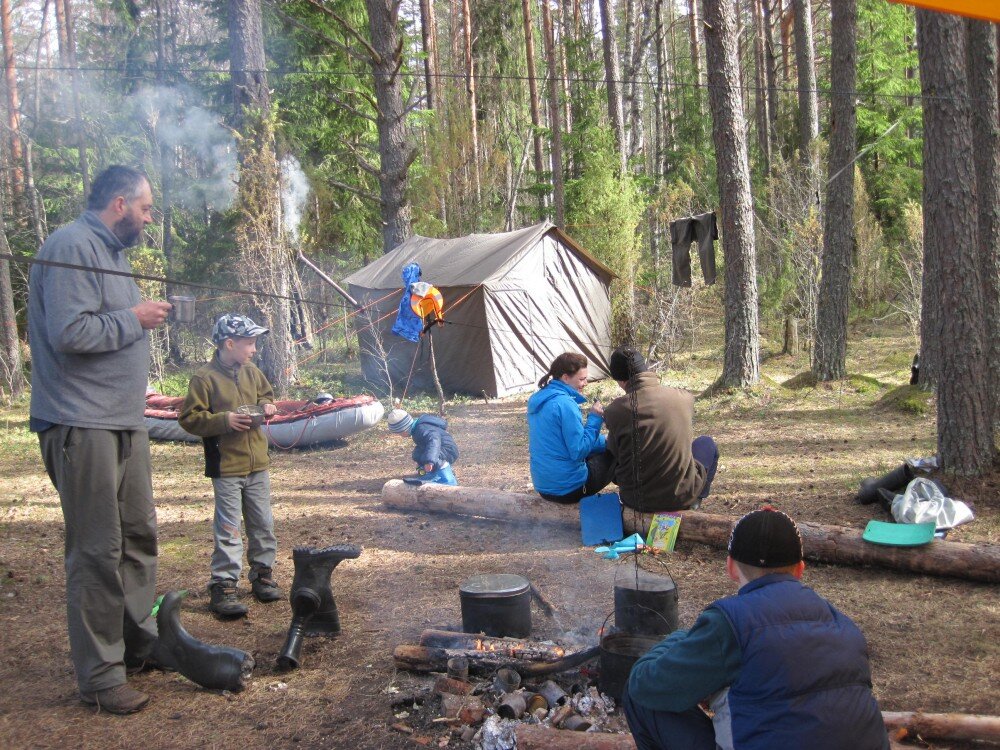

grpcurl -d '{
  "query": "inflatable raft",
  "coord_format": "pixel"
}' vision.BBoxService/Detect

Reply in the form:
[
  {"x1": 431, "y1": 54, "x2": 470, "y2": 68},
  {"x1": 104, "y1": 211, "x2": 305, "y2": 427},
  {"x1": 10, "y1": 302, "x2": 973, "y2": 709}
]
[{"x1": 145, "y1": 393, "x2": 385, "y2": 449}]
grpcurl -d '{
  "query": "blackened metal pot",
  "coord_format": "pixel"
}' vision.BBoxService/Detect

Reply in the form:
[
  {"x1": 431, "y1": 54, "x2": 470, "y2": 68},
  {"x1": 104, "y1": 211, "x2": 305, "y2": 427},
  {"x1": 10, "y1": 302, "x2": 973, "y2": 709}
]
[
  {"x1": 459, "y1": 573, "x2": 531, "y2": 637},
  {"x1": 598, "y1": 632, "x2": 659, "y2": 701}
]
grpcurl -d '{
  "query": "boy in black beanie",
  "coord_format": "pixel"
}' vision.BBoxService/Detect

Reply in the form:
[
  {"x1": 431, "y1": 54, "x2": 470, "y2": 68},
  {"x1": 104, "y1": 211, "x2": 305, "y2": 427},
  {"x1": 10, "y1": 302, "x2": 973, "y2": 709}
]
[{"x1": 623, "y1": 507, "x2": 889, "y2": 750}]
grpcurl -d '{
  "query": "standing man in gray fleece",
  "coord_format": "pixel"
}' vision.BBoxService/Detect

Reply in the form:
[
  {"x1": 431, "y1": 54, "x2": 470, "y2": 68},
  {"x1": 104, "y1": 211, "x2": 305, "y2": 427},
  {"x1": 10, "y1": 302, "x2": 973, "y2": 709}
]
[{"x1": 29, "y1": 166, "x2": 171, "y2": 714}]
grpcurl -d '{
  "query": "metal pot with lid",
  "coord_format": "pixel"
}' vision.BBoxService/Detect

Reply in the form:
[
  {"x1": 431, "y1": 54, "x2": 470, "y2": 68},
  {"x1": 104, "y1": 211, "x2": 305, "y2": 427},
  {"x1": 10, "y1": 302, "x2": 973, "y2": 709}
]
[{"x1": 459, "y1": 573, "x2": 531, "y2": 638}]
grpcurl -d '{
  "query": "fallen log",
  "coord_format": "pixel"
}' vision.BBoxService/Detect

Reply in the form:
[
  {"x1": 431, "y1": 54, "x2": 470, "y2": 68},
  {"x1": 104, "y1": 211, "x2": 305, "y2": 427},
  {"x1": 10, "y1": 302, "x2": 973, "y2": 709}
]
[
  {"x1": 514, "y1": 712, "x2": 1000, "y2": 750},
  {"x1": 394, "y1": 643, "x2": 599, "y2": 678},
  {"x1": 418, "y1": 629, "x2": 565, "y2": 661},
  {"x1": 881, "y1": 711, "x2": 1000, "y2": 743},
  {"x1": 515, "y1": 725, "x2": 636, "y2": 750},
  {"x1": 381, "y1": 481, "x2": 1000, "y2": 583}
]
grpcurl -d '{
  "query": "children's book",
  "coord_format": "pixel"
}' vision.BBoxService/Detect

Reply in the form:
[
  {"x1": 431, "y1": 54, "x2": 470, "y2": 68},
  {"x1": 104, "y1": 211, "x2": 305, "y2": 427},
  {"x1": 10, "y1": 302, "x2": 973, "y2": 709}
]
[{"x1": 646, "y1": 513, "x2": 682, "y2": 552}]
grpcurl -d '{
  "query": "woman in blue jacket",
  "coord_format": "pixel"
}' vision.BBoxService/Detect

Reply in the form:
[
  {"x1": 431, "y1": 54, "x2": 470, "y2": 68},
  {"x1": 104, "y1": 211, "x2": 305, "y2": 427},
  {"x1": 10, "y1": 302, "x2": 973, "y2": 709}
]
[{"x1": 527, "y1": 352, "x2": 614, "y2": 503}]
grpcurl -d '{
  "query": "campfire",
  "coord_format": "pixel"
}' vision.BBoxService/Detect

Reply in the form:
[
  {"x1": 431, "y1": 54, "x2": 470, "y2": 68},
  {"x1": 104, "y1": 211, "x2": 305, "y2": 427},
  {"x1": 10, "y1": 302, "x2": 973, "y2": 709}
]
[{"x1": 390, "y1": 628, "x2": 632, "y2": 749}]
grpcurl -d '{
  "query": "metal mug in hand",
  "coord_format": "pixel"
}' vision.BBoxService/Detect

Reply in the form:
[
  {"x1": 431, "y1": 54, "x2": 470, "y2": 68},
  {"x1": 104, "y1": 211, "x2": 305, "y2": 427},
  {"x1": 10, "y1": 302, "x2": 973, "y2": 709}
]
[
  {"x1": 168, "y1": 295, "x2": 195, "y2": 324},
  {"x1": 237, "y1": 404, "x2": 265, "y2": 428}
]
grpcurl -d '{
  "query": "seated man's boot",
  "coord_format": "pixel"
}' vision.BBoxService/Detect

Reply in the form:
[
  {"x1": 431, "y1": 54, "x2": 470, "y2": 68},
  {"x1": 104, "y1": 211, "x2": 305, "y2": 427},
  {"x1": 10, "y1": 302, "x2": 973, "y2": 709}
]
[
  {"x1": 249, "y1": 565, "x2": 283, "y2": 603},
  {"x1": 277, "y1": 544, "x2": 361, "y2": 669},
  {"x1": 209, "y1": 580, "x2": 248, "y2": 618},
  {"x1": 79, "y1": 684, "x2": 150, "y2": 714}
]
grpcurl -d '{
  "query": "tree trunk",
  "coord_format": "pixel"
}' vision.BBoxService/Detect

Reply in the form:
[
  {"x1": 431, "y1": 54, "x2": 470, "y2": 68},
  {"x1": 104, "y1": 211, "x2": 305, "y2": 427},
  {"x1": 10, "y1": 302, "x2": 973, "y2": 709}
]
[
  {"x1": 229, "y1": 0, "x2": 296, "y2": 393},
  {"x1": 364, "y1": 0, "x2": 414, "y2": 254},
  {"x1": 521, "y1": 0, "x2": 545, "y2": 213},
  {"x1": 0, "y1": 209, "x2": 26, "y2": 398},
  {"x1": 654, "y1": 0, "x2": 673, "y2": 170},
  {"x1": 688, "y1": 0, "x2": 705, "y2": 96},
  {"x1": 917, "y1": 10, "x2": 993, "y2": 475},
  {"x1": 752, "y1": 0, "x2": 771, "y2": 172},
  {"x1": 418, "y1": 0, "x2": 437, "y2": 109},
  {"x1": 791, "y1": 0, "x2": 818, "y2": 156},
  {"x1": 598, "y1": 0, "x2": 628, "y2": 174},
  {"x1": 460, "y1": 0, "x2": 481, "y2": 205},
  {"x1": 759, "y1": 0, "x2": 779, "y2": 151},
  {"x1": 62, "y1": 0, "x2": 89, "y2": 197},
  {"x1": 813, "y1": 0, "x2": 857, "y2": 382},
  {"x1": 53, "y1": 0, "x2": 68, "y2": 64},
  {"x1": 2, "y1": 0, "x2": 24, "y2": 199},
  {"x1": 702, "y1": 0, "x2": 760, "y2": 388},
  {"x1": 541, "y1": 0, "x2": 565, "y2": 226},
  {"x1": 966, "y1": 19, "x2": 1000, "y2": 426},
  {"x1": 381, "y1": 481, "x2": 1000, "y2": 584}
]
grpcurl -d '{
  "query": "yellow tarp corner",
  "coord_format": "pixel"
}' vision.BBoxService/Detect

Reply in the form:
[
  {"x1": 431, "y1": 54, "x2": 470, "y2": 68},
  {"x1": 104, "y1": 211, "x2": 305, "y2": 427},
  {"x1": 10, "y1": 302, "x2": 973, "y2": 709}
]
[{"x1": 888, "y1": 0, "x2": 1000, "y2": 22}]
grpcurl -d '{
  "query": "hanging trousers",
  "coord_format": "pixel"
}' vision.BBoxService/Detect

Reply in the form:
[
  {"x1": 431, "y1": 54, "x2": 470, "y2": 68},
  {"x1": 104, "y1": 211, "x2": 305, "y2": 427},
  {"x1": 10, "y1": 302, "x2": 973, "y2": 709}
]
[{"x1": 671, "y1": 212, "x2": 719, "y2": 287}]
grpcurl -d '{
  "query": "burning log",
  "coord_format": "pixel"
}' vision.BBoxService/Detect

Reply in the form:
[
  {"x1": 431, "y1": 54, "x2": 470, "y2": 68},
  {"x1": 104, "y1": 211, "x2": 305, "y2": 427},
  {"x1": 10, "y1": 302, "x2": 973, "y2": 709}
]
[
  {"x1": 881, "y1": 711, "x2": 1000, "y2": 743},
  {"x1": 418, "y1": 629, "x2": 566, "y2": 661},
  {"x1": 381, "y1": 480, "x2": 1000, "y2": 583},
  {"x1": 393, "y1": 643, "x2": 600, "y2": 678},
  {"x1": 515, "y1": 726, "x2": 637, "y2": 750}
]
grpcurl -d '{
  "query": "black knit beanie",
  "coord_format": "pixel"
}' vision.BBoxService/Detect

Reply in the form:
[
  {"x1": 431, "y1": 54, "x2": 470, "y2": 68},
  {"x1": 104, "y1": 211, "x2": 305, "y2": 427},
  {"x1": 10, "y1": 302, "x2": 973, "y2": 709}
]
[
  {"x1": 609, "y1": 348, "x2": 647, "y2": 381},
  {"x1": 727, "y1": 507, "x2": 803, "y2": 569}
]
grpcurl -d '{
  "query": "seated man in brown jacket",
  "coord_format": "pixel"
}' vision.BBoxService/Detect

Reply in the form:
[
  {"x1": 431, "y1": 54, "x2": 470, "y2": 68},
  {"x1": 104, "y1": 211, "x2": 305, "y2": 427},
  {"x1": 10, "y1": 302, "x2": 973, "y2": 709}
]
[{"x1": 603, "y1": 349, "x2": 718, "y2": 511}]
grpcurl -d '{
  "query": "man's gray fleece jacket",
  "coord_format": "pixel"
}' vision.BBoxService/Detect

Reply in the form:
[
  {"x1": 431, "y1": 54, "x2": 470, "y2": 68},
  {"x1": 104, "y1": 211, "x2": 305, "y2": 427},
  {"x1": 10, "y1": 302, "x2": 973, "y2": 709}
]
[{"x1": 29, "y1": 211, "x2": 149, "y2": 430}]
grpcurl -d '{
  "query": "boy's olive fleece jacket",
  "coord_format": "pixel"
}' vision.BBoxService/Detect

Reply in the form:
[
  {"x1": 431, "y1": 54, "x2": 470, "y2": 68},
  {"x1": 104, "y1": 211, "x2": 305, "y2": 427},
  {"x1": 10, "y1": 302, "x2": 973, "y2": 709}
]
[{"x1": 179, "y1": 353, "x2": 274, "y2": 477}]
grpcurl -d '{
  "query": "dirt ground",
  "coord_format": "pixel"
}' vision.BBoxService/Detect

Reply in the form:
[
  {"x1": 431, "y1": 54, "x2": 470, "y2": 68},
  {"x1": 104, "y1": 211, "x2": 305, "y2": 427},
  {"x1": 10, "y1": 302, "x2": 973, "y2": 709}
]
[{"x1": 0, "y1": 323, "x2": 998, "y2": 750}]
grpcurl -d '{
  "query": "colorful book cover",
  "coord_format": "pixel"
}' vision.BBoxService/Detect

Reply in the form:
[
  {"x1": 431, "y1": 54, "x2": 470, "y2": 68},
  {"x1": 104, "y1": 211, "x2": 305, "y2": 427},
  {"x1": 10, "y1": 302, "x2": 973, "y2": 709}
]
[{"x1": 646, "y1": 513, "x2": 682, "y2": 552}]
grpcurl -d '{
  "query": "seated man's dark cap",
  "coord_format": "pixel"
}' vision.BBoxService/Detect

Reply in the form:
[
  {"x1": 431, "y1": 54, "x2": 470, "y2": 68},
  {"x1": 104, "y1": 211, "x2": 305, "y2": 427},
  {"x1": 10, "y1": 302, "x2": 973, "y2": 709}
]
[
  {"x1": 727, "y1": 506, "x2": 803, "y2": 568},
  {"x1": 609, "y1": 348, "x2": 647, "y2": 381}
]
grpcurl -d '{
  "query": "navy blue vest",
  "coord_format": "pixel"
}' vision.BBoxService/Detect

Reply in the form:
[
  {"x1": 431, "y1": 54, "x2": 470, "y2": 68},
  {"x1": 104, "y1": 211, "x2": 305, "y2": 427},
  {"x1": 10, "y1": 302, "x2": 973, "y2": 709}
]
[{"x1": 712, "y1": 575, "x2": 888, "y2": 750}]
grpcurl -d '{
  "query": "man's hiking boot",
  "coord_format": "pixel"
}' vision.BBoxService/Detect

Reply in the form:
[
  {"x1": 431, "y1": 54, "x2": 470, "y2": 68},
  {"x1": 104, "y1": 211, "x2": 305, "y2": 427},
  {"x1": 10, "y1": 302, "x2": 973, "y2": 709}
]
[
  {"x1": 79, "y1": 684, "x2": 150, "y2": 714},
  {"x1": 209, "y1": 581, "x2": 248, "y2": 618},
  {"x1": 249, "y1": 566, "x2": 283, "y2": 603}
]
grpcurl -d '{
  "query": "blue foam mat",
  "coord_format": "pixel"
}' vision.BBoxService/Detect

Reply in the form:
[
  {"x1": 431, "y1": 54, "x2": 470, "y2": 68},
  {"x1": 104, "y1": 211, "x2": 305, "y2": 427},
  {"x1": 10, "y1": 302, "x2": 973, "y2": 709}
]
[{"x1": 580, "y1": 493, "x2": 624, "y2": 546}]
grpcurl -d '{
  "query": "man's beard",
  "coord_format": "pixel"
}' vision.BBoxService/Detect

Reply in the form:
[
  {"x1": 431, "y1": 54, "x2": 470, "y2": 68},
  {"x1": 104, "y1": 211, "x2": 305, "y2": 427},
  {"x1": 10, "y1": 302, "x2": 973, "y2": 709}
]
[{"x1": 112, "y1": 214, "x2": 145, "y2": 247}]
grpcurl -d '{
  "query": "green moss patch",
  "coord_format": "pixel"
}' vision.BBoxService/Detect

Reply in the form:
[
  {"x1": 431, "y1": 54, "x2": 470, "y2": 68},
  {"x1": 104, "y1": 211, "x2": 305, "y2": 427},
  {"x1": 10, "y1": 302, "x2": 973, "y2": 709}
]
[{"x1": 875, "y1": 384, "x2": 933, "y2": 416}]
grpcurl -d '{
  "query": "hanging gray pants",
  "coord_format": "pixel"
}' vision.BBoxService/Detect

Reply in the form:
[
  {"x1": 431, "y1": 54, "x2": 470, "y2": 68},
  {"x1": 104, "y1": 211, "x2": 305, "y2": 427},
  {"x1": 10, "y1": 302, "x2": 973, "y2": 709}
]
[
  {"x1": 210, "y1": 470, "x2": 277, "y2": 584},
  {"x1": 39, "y1": 426, "x2": 158, "y2": 693}
]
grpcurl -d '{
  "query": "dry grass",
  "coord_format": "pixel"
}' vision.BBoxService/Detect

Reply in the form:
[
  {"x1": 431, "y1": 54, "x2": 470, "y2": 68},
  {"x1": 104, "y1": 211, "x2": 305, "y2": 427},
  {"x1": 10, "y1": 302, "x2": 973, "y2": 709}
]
[{"x1": 0, "y1": 317, "x2": 997, "y2": 749}]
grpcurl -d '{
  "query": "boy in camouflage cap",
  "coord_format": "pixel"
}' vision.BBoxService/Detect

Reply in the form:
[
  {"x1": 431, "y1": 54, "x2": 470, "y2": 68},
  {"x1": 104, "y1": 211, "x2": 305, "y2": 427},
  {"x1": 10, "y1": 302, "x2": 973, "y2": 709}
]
[{"x1": 179, "y1": 314, "x2": 283, "y2": 618}]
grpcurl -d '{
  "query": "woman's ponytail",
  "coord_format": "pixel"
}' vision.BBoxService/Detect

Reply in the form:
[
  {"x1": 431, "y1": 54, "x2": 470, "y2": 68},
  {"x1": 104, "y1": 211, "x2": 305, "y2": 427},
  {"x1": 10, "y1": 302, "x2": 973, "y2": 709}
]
[{"x1": 538, "y1": 352, "x2": 587, "y2": 389}]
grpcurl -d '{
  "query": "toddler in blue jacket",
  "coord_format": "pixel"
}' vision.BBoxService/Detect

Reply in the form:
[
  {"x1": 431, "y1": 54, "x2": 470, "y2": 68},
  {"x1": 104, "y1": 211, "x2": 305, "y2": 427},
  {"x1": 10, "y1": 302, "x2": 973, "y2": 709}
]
[{"x1": 387, "y1": 408, "x2": 459, "y2": 485}]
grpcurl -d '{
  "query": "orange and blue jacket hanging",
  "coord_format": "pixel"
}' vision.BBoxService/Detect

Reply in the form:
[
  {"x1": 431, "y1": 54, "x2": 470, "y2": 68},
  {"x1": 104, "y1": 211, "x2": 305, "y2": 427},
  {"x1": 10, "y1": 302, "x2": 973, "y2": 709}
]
[
  {"x1": 391, "y1": 263, "x2": 445, "y2": 342},
  {"x1": 409, "y1": 281, "x2": 445, "y2": 333}
]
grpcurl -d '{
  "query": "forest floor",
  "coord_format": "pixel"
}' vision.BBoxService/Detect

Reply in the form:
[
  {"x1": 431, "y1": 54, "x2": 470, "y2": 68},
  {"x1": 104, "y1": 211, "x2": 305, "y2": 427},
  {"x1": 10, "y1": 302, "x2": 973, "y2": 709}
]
[{"x1": 0, "y1": 315, "x2": 998, "y2": 750}]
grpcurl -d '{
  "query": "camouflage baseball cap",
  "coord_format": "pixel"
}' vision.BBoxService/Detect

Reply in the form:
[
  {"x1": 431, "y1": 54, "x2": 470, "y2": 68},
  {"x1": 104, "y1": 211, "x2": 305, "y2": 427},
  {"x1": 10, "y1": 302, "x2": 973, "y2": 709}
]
[{"x1": 212, "y1": 314, "x2": 270, "y2": 345}]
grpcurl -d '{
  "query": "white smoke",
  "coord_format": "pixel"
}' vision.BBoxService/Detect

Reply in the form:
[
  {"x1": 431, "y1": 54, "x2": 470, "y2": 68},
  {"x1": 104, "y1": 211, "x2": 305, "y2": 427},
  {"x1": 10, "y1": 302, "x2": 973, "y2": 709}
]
[
  {"x1": 280, "y1": 155, "x2": 310, "y2": 241},
  {"x1": 134, "y1": 86, "x2": 238, "y2": 210}
]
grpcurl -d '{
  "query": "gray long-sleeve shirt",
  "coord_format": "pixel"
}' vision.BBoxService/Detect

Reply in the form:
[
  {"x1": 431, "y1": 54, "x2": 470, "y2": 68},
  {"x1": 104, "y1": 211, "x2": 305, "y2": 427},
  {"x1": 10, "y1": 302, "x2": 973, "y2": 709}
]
[{"x1": 28, "y1": 211, "x2": 149, "y2": 430}]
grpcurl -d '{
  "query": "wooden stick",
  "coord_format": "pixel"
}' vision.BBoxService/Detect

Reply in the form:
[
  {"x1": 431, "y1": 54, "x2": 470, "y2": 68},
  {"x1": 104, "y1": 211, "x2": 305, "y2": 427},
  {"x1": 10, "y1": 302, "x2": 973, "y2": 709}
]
[
  {"x1": 393, "y1": 643, "x2": 600, "y2": 678},
  {"x1": 530, "y1": 582, "x2": 558, "y2": 615},
  {"x1": 881, "y1": 711, "x2": 1000, "y2": 742},
  {"x1": 381, "y1": 481, "x2": 1000, "y2": 583}
]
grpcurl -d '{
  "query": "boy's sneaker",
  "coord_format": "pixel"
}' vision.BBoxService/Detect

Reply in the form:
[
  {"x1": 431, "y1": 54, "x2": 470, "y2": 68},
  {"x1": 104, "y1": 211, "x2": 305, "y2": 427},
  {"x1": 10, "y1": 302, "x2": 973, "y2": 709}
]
[
  {"x1": 79, "y1": 684, "x2": 150, "y2": 714},
  {"x1": 209, "y1": 581, "x2": 248, "y2": 618},
  {"x1": 249, "y1": 566, "x2": 283, "y2": 603}
]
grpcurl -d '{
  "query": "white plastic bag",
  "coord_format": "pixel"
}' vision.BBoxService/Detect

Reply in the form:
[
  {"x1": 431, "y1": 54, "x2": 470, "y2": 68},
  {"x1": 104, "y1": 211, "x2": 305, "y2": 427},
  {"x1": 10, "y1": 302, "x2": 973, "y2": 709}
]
[{"x1": 890, "y1": 477, "x2": 975, "y2": 531}]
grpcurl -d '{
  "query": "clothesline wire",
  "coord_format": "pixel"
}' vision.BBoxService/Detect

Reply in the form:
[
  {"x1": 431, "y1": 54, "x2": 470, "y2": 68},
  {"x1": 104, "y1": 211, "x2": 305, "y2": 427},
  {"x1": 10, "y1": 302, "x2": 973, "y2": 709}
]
[{"x1": 17, "y1": 62, "x2": 952, "y2": 106}]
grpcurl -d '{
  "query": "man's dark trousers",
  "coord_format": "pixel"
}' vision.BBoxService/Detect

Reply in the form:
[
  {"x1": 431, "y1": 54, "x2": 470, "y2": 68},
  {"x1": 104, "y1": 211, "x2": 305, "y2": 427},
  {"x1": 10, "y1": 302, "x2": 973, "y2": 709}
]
[
  {"x1": 622, "y1": 684, "x2": 716, "y2": 750},
  {"x1": 39, "y1": 426, "x2": 158, "y2": 693}
]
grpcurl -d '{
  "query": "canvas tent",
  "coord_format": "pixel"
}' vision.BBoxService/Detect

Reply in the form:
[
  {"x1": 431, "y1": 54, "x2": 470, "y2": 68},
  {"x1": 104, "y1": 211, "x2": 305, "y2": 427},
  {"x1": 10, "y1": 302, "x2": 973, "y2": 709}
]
[{"x1": 343, "y1": 222, "x2": 615, "y2": 398}]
